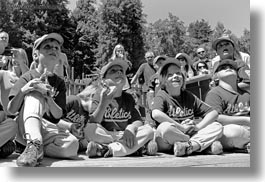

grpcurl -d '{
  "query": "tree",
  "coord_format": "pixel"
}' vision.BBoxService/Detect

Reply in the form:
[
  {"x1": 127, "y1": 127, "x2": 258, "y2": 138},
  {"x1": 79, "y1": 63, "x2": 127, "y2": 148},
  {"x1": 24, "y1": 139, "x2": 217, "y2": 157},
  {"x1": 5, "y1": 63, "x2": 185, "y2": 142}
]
[
  {"x1": 239, "y1": 29, "x2": 250, "y2": 54},
  {"x1": 144, "y1": 13, "x2": 186, "y2": 57},
  {"x1": 9, "y1": 0, "x2": 75, "y2": 65},
  {"x1": 187, "y1": 19, "x2": 213, "y2": 44},
  {"x1": 71, "y1": 0, "x2": 100, "y2": 77},
  {"x1": 95, "y1": 0, "x2": 146, "y2": 70}
]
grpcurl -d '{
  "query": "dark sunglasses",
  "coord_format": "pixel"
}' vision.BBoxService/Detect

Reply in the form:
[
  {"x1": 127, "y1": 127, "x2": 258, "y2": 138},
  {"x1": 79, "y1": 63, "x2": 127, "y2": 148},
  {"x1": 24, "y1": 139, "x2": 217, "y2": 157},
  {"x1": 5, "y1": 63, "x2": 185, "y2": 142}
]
[
  {"x1": 198, "y1": 66, "x2": 206, "y2": 69},
  {"x1": 197, "y1": 51, "x2": 205, "y2": 55}
]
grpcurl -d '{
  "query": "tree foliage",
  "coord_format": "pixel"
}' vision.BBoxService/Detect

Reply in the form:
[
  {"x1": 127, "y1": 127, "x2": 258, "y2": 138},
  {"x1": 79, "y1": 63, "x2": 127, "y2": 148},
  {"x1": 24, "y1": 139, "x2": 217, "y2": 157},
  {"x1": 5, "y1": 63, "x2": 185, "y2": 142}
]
[
  {"x1": 95, "y1": 0, "x2": 145, "y2": 69},
  {"x1": 144, "y1": 13, "x2": 186, "y2": 57},
  {"x1": 1, "y1": 0, "x2": 250, "y2": 78}
]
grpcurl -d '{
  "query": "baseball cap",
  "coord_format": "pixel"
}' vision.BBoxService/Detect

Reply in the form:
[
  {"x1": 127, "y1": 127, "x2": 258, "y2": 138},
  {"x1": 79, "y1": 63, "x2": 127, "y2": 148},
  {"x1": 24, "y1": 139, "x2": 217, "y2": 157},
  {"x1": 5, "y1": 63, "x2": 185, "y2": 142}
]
[
  {"x1": 153, "y1": 55, "x2": 166, "y2": 65},
  {"x1": 33, "y1": 33, "x2": 64, "y2": 50},
  {"x1": 212, "y1": 35, "x2": 235, "y2": 51},
  {"x1": 175, "y1": 53, "x2": 192, "y2": 65},
  {"x1": 213, "y1": 59, "x2": 237, "y2": 73},
  {"x1": 157, "y1": 57, "x2": 181, "y2": 76},
  {"x1": 100, "y1": 59, "x2": 129, "y2": 78}
]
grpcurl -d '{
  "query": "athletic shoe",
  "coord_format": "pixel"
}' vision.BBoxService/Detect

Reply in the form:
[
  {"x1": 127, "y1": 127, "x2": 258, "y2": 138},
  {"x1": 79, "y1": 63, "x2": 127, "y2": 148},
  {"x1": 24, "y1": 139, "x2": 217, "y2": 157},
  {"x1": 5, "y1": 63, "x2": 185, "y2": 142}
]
[
  {"x1": 16, "y1": 139, "x2": 44, "y2": 167},
  {"x1": 246, "y1": 143, "x2": 250, "y2": 153},
  {"x1": 204, "y1": 141, "x2": 223, "y2": 155},
  {"x1": 0, "y1": 140, "x2": 16, "y2": 158},
  {"x1": 173, "y1": 141, "x2": 193, "y2": 157},
  {"x1": 86, "y1": 141, "x2": 112, "y2": 158}
]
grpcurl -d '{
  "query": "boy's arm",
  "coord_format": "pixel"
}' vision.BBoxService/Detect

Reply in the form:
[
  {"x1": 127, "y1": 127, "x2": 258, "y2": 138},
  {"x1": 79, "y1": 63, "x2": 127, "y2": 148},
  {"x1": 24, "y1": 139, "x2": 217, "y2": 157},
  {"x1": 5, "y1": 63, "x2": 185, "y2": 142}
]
[
  {"x1": 217, "y1": 114, "x2": 250, "y2": 127},
  {"x1": 57, "y1": 119, "x2": 72, "y2": 131},
  {"x1": 90, "y1": 87, "x2": 116, "y2": 123},
  {"x1": 195, "y1": 110, "x2": 218, "y2": 130}
]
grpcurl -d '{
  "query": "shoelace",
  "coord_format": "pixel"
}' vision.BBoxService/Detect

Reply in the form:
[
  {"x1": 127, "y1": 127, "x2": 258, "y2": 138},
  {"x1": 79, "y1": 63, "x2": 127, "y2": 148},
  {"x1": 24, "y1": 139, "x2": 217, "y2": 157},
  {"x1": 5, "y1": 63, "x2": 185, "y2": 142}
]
[{"x1": 22, "y1": 133, "x2": 41, "y2": 153}]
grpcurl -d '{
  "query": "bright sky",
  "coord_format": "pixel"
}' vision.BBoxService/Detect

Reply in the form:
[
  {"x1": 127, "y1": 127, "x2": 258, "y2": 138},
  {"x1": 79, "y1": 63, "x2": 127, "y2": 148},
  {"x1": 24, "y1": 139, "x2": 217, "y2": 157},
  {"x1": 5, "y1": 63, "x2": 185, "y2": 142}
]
[{"x1": 67, "y1": 0, "x2": 250, "y2": 37}]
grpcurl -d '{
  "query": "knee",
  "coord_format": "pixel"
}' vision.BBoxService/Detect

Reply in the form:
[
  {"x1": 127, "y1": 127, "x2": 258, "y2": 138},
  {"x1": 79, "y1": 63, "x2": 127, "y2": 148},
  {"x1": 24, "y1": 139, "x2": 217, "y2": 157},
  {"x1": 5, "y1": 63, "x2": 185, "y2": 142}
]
[
  {"x1": 156, "y1": 122, "x2": 172, "y2": 135},
  {"x1": 141, "y1": 125, "x2": 154, "y2": 140},
  {"x1": 223, "y1": 124, "x2": 249, "y2": 139},
  {"x1": 4, "y1": 118, "x2": 17, "y2": 134},
  {"x1": 211, "y1": 122, "x2": 223, "y2": 138}
]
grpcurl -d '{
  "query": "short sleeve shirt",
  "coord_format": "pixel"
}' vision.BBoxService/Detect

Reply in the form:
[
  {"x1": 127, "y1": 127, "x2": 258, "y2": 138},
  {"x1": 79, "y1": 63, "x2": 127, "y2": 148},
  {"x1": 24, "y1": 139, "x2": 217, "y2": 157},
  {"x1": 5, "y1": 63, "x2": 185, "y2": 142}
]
[
  {"x1": 90, "y1": 90, "x2": 142, "y2": 131},
  {"x1": 151, "y1": 89, "x2": 213, "y2": 124},
  {"x1": 135, "y1": 63, "x2": 156, "y2": 92},
  {"x1": 63, "y1": 95, "x2": 90, "y2": 139},
  {"x1": 205, "y1": 85, "x2": 250, "y2": 116}
]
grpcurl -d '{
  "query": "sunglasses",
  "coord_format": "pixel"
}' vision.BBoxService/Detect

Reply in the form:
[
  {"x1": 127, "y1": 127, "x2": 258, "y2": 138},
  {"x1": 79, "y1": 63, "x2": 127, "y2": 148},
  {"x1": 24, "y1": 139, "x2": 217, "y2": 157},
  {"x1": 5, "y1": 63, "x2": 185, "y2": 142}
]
[
  {"x1": 197, "y1": 51, "x2": 205, "y2": 55},
  {"x1": 198, "y1": 66, "x2": 206, "y2": 69}
]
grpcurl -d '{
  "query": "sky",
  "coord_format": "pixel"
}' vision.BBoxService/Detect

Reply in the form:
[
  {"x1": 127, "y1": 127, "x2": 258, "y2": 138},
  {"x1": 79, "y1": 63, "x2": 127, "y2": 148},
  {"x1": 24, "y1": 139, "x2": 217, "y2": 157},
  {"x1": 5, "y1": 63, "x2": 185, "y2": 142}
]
[{"x1": 67, "y1": 0, "x2": 250, "y2": 37}]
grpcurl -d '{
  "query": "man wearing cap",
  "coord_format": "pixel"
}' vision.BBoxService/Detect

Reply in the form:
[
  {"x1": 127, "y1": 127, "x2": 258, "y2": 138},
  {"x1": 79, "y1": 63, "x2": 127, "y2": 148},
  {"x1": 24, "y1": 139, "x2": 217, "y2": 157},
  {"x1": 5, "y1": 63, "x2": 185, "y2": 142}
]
[
  {"x1": 212, "y1": 35, "x2": 250, "y2": 91},
  {"x1": 84, "y1": 59, "x2": 156, "y2": 158},
  {"x1": 7, "y1": 33, "x2": 78, "y2": 167},
  {"x1": 205, "y1": 59, "x2": 250, "y2": 153},
  {"x1": 151, "y1": 57, "x2": 223, "y2": 157},
  {"x1": 130, "y1": 51, "x2": 156, "y2": 109}
]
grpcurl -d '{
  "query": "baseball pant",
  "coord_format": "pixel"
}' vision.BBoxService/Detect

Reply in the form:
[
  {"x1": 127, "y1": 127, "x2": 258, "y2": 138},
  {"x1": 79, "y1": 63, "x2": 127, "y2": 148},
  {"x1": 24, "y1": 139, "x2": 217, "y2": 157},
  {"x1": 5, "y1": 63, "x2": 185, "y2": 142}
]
[
  {"x1": 155, "y1": 121, "x2": 223, "y2": 153},
  {"x1": 15, "y1": 91, "x2": 78, "y2": 159},
  {"x1": 84, "y1": 123, "x2": 154, "y2": 157}
]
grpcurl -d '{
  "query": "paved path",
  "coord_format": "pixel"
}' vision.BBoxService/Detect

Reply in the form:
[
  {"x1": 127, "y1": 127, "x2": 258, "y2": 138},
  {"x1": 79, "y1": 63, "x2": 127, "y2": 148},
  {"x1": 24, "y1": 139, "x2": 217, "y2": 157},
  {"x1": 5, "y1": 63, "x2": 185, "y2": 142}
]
[{"x1": 0, "y1": 152, "x2": 250, "y2": 167}]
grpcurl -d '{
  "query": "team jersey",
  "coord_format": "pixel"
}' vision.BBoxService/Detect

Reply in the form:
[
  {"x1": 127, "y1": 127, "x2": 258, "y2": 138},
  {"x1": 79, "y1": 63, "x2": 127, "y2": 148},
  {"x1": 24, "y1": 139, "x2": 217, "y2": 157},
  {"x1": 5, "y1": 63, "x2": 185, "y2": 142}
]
[
  {"x1": 151, "y1": 89, "x2": 213, "y2": 125},
  {"x1": 205, "y1": 85, "x2": 250, "y2": 116},
  {"x1": 90, "y1": 90, "x2": 142, "y2": 131},
  {"x1": 9, "y1": 69, "x2": 66, "y2": 124},
  {"x1": 63, "y1": 95, "x2": 90, "y2": 139}
]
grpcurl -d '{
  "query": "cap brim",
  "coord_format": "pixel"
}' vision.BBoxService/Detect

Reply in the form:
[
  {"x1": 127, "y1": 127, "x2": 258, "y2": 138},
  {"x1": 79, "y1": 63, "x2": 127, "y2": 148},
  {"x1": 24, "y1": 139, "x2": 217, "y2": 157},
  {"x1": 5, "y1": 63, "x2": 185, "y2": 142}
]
[
  {"x1": 213, "y1": 59, "x2": 237, "y2": 73},
  {"x1": 157, "y1": 58, "x2": 181, "y2": 76},
  {"x1": 212, "y1": 37, "x2": 234, "y2": 50},
  {"x1": 34, "y1": 33, "x2": 64, "y2": 50},
  {"x1": 153, "y1": 55, "x2": 166, "y2": 65},
  {"x1": 101, "y1": 60, "x2": 129, "y2": 77}
]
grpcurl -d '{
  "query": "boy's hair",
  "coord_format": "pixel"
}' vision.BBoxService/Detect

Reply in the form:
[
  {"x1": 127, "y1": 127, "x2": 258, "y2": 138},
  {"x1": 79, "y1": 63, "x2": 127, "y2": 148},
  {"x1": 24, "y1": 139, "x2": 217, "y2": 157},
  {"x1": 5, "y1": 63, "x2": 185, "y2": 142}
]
[{"x1": 159, "y1": 63, "x2": 186, "y2": 91}]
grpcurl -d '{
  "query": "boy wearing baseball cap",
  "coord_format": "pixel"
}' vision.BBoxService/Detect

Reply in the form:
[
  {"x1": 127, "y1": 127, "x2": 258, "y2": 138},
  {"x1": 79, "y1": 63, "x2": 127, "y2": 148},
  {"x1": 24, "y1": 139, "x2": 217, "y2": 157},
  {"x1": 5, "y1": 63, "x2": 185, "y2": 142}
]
[
  {"x1": 212, "y1": 35, "x2": 250, "y2": 91},
  {"x1": 151, "y1": 58, "x2": 223, "y2": 157},
  {"x1": 84, "y1": 59, "x2": 157, "y2": 158},
  {"x1": 205, "y1": 59, "x2": 250, "y2": 153},
  {"x1": 8, "y1": 33, "x2": 78, "y2": 167}
]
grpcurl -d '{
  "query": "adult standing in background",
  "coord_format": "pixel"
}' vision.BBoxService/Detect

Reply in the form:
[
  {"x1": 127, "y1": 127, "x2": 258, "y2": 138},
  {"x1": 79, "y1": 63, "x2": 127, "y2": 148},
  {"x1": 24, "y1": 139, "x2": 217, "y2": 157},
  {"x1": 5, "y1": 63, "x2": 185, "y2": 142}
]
[
  {"x1": 130, "y1": 51, "x2": 156, "y2": 109},
  {"x1": 193, "y1": 47, "x2": 212, "y2": 71}
]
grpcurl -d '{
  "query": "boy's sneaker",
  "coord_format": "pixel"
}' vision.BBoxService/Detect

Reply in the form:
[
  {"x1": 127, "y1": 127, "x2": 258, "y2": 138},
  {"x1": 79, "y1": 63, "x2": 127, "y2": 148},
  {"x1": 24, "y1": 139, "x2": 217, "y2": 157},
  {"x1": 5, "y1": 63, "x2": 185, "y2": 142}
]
[
  {"x1": 246, "y1": 143, "x2": 250, "y2": 153},
  {"x1": 86, "y1": 141, "x2": 112, "y2": 158},
  {"x1": 0, "y1": 140, "x2": 16, "y2": 158},
  {"x1": 174, "y1": 141, "x2": 193, "y2": 157},
  {"x1": 204, "y1": 141, "x2": 223, "y2": 155},
  {"x1": 16, "y1": 139, "x2": 44, "y2": 167}
]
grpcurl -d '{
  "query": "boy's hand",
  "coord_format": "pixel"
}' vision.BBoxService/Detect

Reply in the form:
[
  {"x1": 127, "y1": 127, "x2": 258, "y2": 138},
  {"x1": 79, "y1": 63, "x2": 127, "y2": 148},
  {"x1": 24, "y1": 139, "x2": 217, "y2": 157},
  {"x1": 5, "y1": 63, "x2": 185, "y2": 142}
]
[
  {"x1": 70, "y1": 123, "x2": 83, "y2": 139},
  {"x1": 21, "y1": 78, "x2": 42, "y2": 94},
  {"x1": 121, "y1": 129, "x2": 136, "y2": 149}
]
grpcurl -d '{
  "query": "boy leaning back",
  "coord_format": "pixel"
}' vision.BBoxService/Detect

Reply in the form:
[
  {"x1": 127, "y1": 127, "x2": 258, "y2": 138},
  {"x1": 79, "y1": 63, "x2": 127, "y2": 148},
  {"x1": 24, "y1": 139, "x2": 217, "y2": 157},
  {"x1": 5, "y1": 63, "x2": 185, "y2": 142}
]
[
  {"x1": 84, "y1": 59, "x2": 156, "y2": 157},
  {"x1": 151, "y1": 58, "x2": 223, "y2": 157},
  {"x1": 7, "y1": 33, "x2": 78, "y2": 167}
]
